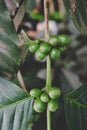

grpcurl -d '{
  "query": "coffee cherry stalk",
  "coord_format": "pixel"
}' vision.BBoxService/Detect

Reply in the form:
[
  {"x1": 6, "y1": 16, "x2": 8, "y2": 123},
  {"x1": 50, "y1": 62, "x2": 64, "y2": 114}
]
[
  {"x1": 26, "y1": 0, "x2": 71, "y2": 130},
  {"x1": 27, "y1": 20, "x2": 70, "y2": 130}
]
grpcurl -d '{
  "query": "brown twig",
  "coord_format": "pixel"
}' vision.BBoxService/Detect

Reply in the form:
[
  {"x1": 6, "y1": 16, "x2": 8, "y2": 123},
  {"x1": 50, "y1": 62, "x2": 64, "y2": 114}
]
[
  {"x1": 17, "y1": 70, "x2": 27, "y2": 92},
  {"x1": 44, "y1": 0, "x2": 49, "y2": 42}
]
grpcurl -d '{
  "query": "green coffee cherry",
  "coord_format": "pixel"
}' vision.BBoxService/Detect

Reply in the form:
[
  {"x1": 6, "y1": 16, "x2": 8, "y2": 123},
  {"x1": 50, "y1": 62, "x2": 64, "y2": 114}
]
[
  {"x1": 49, "y1": 36, "x2": 59, "y2": 46},
  {"x1": 50, "y1": 48, "x2": 60, "y2": 59},
  {"x1": 58, "y1": 34, "x2": 70, "y2": 46},
  {"x1": 30, "y1": 88, "x2": 41, "y2": 98},
  {"x1": 35, "y1": 50, "x2": 46, "y2": 60},
  {"x1": 29, "y1": 43, "x2": 39, "y2": 53},
  {"x1": 40, "y1": 93, "x2": 49, "y2": 103},
  {"x1": 34, "y1": 98, "x2": 46, "y2": 113},
  {"x1": 40, "y1": 42, "x2": 52, "y2": 54},
  {"x1": 48, "y1": 100, "x2": 58, "y2": 112},
  {"x1": 48, "y1": 87, "x2": 61, "y2": 99}
]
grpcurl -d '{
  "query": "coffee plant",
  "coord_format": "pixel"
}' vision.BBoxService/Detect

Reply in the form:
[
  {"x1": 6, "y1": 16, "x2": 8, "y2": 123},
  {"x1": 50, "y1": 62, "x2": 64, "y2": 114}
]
[{"x1": 0, "y1": 0, "x2": 87, "y2": 130}]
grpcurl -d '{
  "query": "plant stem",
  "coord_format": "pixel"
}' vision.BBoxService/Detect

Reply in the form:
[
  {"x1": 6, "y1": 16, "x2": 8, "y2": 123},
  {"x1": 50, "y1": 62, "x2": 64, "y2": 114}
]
[
  {"x1": 46, "y1": 56, "x2": 51, "y2": 130},
  {"x1": 44, "y1": 0, "x2": 49, "y2": 41},
  {"x1": 44, "y1": 0, "x2": 51, "y2": 90},
  {"x1": 46, "y1": 55, "x2": 51, "y2": 91},
  {"x1": 44, "y1": 1, "x2": 52, "y2": 130},
  {"x1": 47, "y1": 107, "x2": 51, "y2": 130},
  {"x1": 28, "y1": 123, "x2": 33, "y2": 130}
]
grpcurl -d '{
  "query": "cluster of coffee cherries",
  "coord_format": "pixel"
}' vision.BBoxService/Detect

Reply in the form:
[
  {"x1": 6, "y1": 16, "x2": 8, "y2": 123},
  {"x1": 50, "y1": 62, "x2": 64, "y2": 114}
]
[
  {"x1": 30, "y1": 87, "x2": 61, "y2": 113},
  {"x1": 27, "y1": 34, "x2": 70, "y2": 60}
]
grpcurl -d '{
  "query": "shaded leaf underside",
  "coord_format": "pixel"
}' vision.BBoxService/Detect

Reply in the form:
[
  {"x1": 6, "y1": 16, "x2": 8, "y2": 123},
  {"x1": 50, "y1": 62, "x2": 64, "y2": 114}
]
[{"x1": 64, "y1": 84, "x2": 87, "y2": 130}]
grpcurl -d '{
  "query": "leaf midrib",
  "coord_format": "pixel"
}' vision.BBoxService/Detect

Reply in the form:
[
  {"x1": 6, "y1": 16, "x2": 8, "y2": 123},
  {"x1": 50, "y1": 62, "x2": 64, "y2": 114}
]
[
  {"x1": 64, "y1": 96, "x2": 87, "y2": 108},
  {"x1": 0, "y1": 97, "x2": 33, "y2": 111}
]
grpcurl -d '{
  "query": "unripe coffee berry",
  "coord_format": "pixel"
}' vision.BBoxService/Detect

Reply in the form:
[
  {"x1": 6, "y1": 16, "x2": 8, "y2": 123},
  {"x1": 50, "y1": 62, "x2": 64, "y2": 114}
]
[
  {"x1": 40, "y1": 92, "x2": 49, "y2": 103},
  {"x1": 30, "y1": 88, "x2": 41, "y2": 98},
  {"x1": 49, "y1": 36, "x2": 59, "y2": 46},
  {"x1": 29, "y1": 43, "x2": 39, "y2": 53},
  {"x1": 58, "y1": 34, "x2": 70, "y2": 46},
  {"x1": 35, "y1": 50, "x2": 46, "y2": 60},
  {"x1": 40, "y1": 42, "x2": 52, "y2": 54},
  {"x1": 48, "y1": 100, "x2": 58, "y2": 112},
  {"x1": 48, "y1": 87, "x2": 61, "y2": 99},
  {"x1": 50, "y1": 48, "x2": 60, "y2": 59},
  {"x1": 34, "y1": 98, "x2": 46, "y2": 113}
]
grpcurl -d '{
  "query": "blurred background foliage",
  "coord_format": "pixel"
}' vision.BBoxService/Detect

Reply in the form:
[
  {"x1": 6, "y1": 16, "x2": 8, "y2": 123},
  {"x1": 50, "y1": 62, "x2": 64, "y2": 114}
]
[{"x1": 3, "y1": 0, "x2": 87, "y2": 130}]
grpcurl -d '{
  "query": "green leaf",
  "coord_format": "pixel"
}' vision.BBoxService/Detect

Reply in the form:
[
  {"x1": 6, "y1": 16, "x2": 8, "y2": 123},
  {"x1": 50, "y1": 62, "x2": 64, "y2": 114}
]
[
  {"x1": 64, "y1": 84, "x2": 87, "y2": 130},
  {"x1": 5, "y1": 0, "x2": 36, "y2": 16},
  {"x1": 25, "y1": 0, "x2": 36, "y2": 13},
  {"x1": 4, "y1": 0, "x2": 20, "y2": 16},
  {"x1": 29, "y1": 12, "x2": 44, "y2": 21},
  {"x1": 13, "y1": 0, "x2": 36, "y2": 31},
  {"x1": 49, "y1": 11, "x2": 64, "y2": 20},
  {"x1": 0, "y1": 77, "x2": 33, "y2": 130},
  {"x1": 63, "y1": 0, "x2": 87, "y2": 34},
  {"x1": 0, "y1": 0, "x2": 21, "y2": 78}
]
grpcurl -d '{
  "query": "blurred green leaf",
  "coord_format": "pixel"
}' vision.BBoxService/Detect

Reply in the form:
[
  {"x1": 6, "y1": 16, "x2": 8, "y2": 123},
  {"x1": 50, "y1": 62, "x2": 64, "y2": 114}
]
[
  {"x1": 13, "y1": 0, "x2": 36, "y2": 30},
  {"x1": 63, "y1": 0, "x2": 87, "y2": 34},
  {"x1": 64, "y1": 84, "x2": 87, "y2": 130},
  {"x1": 53, "y1": 67, "x2": 81, "y2": 93},
  {"x1": 49, "y1": 11, "x2": 64, "y2": 20},
  {"x1": 0, "y1": 0, "x2": 21, "y2": 78},
  {"x1": 25, "y1": 0, "x2": 36, "y2": 13},
  {"x1": 29, "y1": 12, "x2": 44, "y2": 21},
  {"x1": 29, "y1": 11, "x2": 63, "y2": 21}
]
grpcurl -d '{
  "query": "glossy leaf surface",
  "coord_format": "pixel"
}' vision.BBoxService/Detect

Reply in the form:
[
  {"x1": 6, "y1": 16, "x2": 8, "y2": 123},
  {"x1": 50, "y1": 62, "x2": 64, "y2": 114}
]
[
  {"x1": 0, "y1": 77, "x2": 33, "y2": 130},
  {"x1": 0, "y1": 0, "x2": 21, "y2": 78}
]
